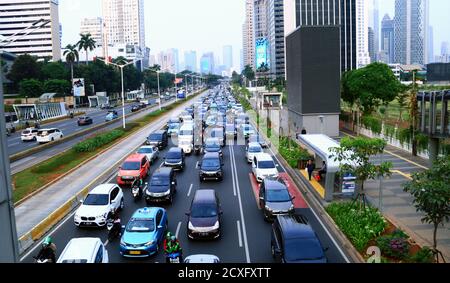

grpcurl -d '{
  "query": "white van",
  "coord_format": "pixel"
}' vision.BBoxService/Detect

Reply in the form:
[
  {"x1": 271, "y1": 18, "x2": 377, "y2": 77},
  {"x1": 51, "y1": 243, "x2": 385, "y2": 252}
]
[
  {"x1": 252, "y1": 153, "x2": 279, "y2": 183},
  {"x1": 36, "y1": 128, "x2": 64, "y2": 144},
  {"x1": 178, "y1": 124, "x2": 194, "y2": 154},
  {"x1": 57, "y1": 238, "x2": 108, "y2": 263}
]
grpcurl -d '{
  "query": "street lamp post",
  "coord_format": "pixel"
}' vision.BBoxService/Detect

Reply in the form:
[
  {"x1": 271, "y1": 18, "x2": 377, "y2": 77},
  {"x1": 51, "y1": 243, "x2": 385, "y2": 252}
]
[{"x1": 157, "y1": 71, "x2": 161, "y2": 111}]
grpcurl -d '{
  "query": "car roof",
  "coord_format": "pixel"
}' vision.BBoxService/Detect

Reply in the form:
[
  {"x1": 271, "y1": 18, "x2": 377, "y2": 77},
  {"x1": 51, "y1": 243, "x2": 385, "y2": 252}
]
[
  {"x1": 203, "y1": 152, "x2": 220, "y2": 159},
  {"x1": 193, "y1": 189, "x2": 216, "y2": 203},
  {"x1": 276, "y1": 215, "x2": 315, "y2": 239},
  {"x1": 206, "y1": 137, "x2": 220, "y2": 143},
  {"x1": 152, "y1": 130, "x2": 166, "y2": 134},
  {"x1": 248, "y1": 142, "x2": 262, "y2": 148},
  {"x1": 58, "y1": 238, "x2": 101, "y2": 262},
  {"x1": 125, "y1": 153, "x2": 146, "y2": 162},
  {"x1": 168, "y1": 147, "x2": 182, "y2": 153},
  {"x1": 38, "y1": 128, "x2": 57, "y2": 131},
  {"x1": 153, "y1": 167, "x2": 172, "y2": 176},
  {"x1": 264, "y1": 179, "x2": 287, "y2": 191},
  {"x1": 90, "y1": 184, "x2": 116, "y2": 194},
  {"x1": 184, "y1": 254, "x2": 220, "y2": 263},
  {"x1": 180, "y1": 124, "x2": 193, "y2": 130},
  {"x1": 254, "y1": 153, "x2": 273, "y2": 161},
  {"x1": 132, "y1": 207, "x2": 161, "y2": 219}
]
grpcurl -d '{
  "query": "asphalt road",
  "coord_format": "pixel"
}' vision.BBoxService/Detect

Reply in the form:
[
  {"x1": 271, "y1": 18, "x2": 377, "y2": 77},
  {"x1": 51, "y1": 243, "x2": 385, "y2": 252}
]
[{"x1": 20, "y1": 138, "x2": 348, "y2": 263}]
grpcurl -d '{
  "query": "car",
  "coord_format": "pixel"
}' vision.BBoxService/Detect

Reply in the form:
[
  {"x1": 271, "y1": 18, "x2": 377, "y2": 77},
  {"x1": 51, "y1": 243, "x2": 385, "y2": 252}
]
[
  {"x1": 184, "y1": 254, "x2": 221, "y2": 263},
  {"x1": 137, "y1": 145, "x2": 159, "y2": 164},
  {"x1": 259, "y1": 179, "x2": 295, "y2": 221},
  {"x1": 163, "y1": 147, "x2": 185, "y2": 171},
  {"x1": 105, "y1": 111, "x2": 118, "y2": 121},
  {"x1": 120, "y1": 207, "x2": 168, "y2": 258},
  {"x1": 205, "y1": 127, "x2": 225, "y2": 146},
  {"x1": 77, "y1": 116, "x2": 93, "y2": 126},
  {"x1": 131, "y1": 105, "x2": 140, "y2": 112},
  {"x1": 167, "y1": 117, "x2": 181, "y2": 129},
  {"x1": 36, "y1": 128, "x2": 64, "y2": 144},
  {"x1": 240, "y1": 124, "x2": 256, "y2": 139},
  {"x1": 203, "y1": 138, "x2": 223, "y2": 158},
  {"x1": 167, "y1": 122, "x2": 180, "y2": 136},
  {"x1": 271, "y1": 214, "x2": 327, "y2": 263},
  {"x1": 205, "y1": 115, "x2": 217, "y2": 127},
  {"x1": 178, "y1": 139, "x2": 193, "y2": 155},
  {"x1": 74, "y1": 184, "x2": 124, "y2": 227},
  {"x1": 146, "y1": 130, "x2": 168, "y2": 149},
  {"x1": 101, "y1": 104, "x2": 114, "y2": 110},
  {"x1": 57, "y1": 238, "x2": 109, "y2": 263},
  {"x1": 117, "y1": 154, "x2": 150, "y2": 186},
  {"x1": 145, "y1": 167, "x2": 177, "y2": 204},
  {"x1": 186, "y1": 190, "x2": 222, "y2": 240},
  {"x1": 249, "y1": 134, "x2": 269, "y2": 148},
  {"x1": 199, "y1": 152, "x2": 224, "y2": 182},
  {"x1": 225, "y1": 124, "x2": 236, "y2": 139},
  {"x1": 178, "y1": 124, "x2": 194, "y2": 154},
  {"x1": 252, "y1": 153, "x2": 279, "y2": 183},
  {"x1": 21, "y1": 128, "x2": 39, "y2": 142},
  {"x1": 246, "y1": 142, "x2": 263, "y2": 163}
]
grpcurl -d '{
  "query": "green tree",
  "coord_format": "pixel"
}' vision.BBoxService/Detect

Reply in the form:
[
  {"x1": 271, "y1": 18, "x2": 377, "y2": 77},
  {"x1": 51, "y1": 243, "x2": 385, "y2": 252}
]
[
  {"x1": 7, "y1": 54, "x2": 41, "y2": 85},
  {"x1": 231, "y1": 71, "x2": 242, "y2": 86},
  {"x1": 41, "y1": 61, "x2": 69, "y2": 80},
  {"x1": 404, "y1": 156, "x2": 450, "y2": 263},
  {"x1": 75, "y1": 60, "x2": 119, "y2": 95},
  {"x1": 242, "y1": 65, "x2": 255, "y2": 86},
  {"x1": 19, "y1": 79, "x2": 43, "y2": 97},
  {"x1": 330, "y1": 136, "x2": 393, "y2": 209},
  {"x1": 77, "y1": 33, "x2": 96, "y2": 65},
  {"x1": 43, "y1": 79, "x2": 71, "y2": 95},
  {"x1": 63, "y1": 44, "x2": 79, "y2": 81}
]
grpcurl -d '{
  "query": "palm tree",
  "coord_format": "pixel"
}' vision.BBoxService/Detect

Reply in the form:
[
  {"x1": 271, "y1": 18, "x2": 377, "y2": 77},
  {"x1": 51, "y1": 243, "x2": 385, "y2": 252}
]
[
  {"x1": 77, "y1": 33, "x2": 96, "y2": 65},
  {"x1": 63, "y1": 44, "x2": 79, "y2": 82}
]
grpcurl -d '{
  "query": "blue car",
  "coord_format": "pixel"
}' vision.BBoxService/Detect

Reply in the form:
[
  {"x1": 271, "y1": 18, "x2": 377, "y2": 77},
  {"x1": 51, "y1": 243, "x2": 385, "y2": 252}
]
[
  {"x1": 120, "y1": 207, "x2": 168, "y2": 258},
  {"x1": 105, "y1": 111, "x2": 118, "y2": 122}
]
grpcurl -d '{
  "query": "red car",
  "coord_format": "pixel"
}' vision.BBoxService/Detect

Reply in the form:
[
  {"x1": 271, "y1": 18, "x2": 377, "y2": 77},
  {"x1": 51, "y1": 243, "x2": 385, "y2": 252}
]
[{"x1": 117, "y1": 154, "x2": 150, "y2": 186}]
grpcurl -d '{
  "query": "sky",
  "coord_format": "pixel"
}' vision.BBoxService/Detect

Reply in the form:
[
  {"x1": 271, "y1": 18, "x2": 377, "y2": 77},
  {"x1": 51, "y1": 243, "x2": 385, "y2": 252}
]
[{"x1": 59, "y1": 0, "x2": 450, "y2": 70}]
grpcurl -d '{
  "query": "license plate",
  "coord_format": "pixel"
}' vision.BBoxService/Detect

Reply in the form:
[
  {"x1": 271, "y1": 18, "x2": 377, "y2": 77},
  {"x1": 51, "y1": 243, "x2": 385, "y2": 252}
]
[
  {"x1": 130, "y1": 251, "x2": 141, "y2": 255},
  {"x1": 200, "y1": 232, "x2": 209, "y2": 236},
  {"x1": 84, "y1": 222, "x2": 93, "y2": 226}
]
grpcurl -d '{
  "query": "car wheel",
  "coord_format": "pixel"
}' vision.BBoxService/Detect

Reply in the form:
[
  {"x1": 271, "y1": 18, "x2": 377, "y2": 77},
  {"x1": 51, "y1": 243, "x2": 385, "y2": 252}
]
[{"x1": 119, "y1": 198, "x2": 124, "y2": 210}]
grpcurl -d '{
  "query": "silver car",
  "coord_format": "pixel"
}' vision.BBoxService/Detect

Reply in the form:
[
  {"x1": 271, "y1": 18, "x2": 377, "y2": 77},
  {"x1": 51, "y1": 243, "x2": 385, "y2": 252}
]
[{"x1": 137, "y1": 146, "x2": 159, "y2": 164}]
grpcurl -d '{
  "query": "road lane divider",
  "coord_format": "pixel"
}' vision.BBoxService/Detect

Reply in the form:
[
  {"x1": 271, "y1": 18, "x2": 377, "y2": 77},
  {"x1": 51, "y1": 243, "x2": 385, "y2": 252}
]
[
  {"x1": 175, "y1": 222, "x2": 182, "y2": 239},
  {"x1": 229, "y1": 146, "x2": 237, "y2": 197},
  {"x1": 187, "y1": 184, "x2": 193, "y2": 197},
  {"x1": 237, "y1": 220, "x2": 243, "y2": 248}
]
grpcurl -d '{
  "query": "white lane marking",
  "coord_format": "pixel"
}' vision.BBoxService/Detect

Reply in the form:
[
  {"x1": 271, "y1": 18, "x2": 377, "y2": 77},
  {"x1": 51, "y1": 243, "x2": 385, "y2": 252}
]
[
  {"x1": 11, "y1": 156, "x2": 34, "y2": 167},
  {"x1": 175, "y1": 221, "x2": 182, "y2": 239},
  {"x1": 9, "y1": 142, "x2": 20, "y2": 147},
  {"x1": 268, "y1": 147, "x2": 351, "y2": 263},
  {"x1": 195, "y1": 161, "x2": 199, "y2": 169},
  {"x1": 229, "y1": 146, "x2": 237, "y2": 197},
  {"x1": 104, "y1": 239, "x2": 110, "y2": 247},
  {"x1": 237, "y1": 220, "x2": 243, "y2": 248},
  {"x1": 230, "y1": 145, "x2": 251, "y2": 263},
  {"x1": 187, "y1": 184, "x2": 193, "y2": 197},
  {"x1": 106, "y1": 173, "x2": 116, "y2": 183}
]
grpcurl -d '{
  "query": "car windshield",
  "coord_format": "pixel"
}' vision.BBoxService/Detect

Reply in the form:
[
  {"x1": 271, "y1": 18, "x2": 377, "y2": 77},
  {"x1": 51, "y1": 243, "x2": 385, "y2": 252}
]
[
  {"x1": 179, "y1": 130, "x2": 193, "y2": 136},
  {"x1": 138, "y1": 147, "x2": 153, "y2": 154},
  {"x1": 202, "y1": 158, "x2": 220, "y2": 168},
  {"x1": 169, "y1": 123, "x2": 179, "y2": 129},
  {"x1": 83, "y1": 194, "x2": 109, "y2": 206},
  {"x1": 258, "y1": 160, "x2": 276, "y2": 169},
  {"x1": 122, "y1": 161, "x2": 141, "y2": 171},
  {"x1": 149, "y1": 134, "x2": 162, "y2": 140},
  {"x1": 226, "y1": 126, "x2": 234, "y2": 132},
  {"x1": 206, "y1": 143, "x2": 220, "y2": 149},
  {"x1": 249, "y1": 146, "x2": 262, "y2": 153},
  {"x1": 243, "y1": 126, "x2": 252, "y2": 131},
  {"x1": 126, "y1": 218, "x2": 155, "y2": 232},
  {"x1": 266, "y1": 189, "x2": 291, "y2": 202},
  {"x1": 166, "y1": 151, "x2": 181, "y2": 159},
  {"x1": 250, "y1": 136, "x2": 262, "y2": 142},
  {"x1": 151, "y1": 176, "x2": 170, "y2": 186},
  {"x1": 284, "y1": 238, "x2": 325, "y2": 262},
  {"x1": 22, "y1": 130, "x2": 30, "y2": 134},
  {"x1": 191, "y1": 204, "x2": 218, "y2": 218}
]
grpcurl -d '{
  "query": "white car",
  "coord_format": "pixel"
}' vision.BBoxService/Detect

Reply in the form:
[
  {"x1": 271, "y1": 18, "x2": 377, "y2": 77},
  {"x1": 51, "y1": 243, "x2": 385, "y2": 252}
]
[
  {"x1": 74, "y1": 184, "x2": 124, "y2": 227},
  {"x1": 252, "y1": 153, "x2": 279, "y2": 183},
  {"x1": 57, "y1": 238, "x2": 109, "y2": 263},
  {"x1": 178, "y1": 139, "x2": 193, "y2": 154},
  {"x1": 137, "y1": 145, "x2": 159, "y2": 164},
  {"x1": 184, "y1": 254, "x2": 221, "y2": 263},
  {"x1": 36, "y1": 128, "x2": 63, "y2": 144},
  {"x1": 246, "y1": 142, "x2": 263, "y2": 163},
  {"x1": 21, "y1": 128, "x2": 39, "y2": 142}
]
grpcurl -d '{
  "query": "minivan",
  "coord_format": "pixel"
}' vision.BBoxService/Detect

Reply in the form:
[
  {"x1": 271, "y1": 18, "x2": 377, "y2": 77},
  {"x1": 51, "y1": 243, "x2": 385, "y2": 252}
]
[
  {"x1": 186, "y1": 190, "x2": 222, "y2": 240},
  {"x1": 259, "y1": 179, "x2": 295, "y2": 221},
  {"x1": 164, "y1": 147, "x2": 185, "y2": 171},
  {"x1": 199, "y1": 153, "x2": 224, "y2": 182},
  {"x1": 36, "y1": 128, "x2": 64, "y2": 144},
  {"x1": 145, "y1": 167, "x2": 177, "y2": 204},
  {"x1": 146, "y1": 130, "x2": 168, "y2": 149}
]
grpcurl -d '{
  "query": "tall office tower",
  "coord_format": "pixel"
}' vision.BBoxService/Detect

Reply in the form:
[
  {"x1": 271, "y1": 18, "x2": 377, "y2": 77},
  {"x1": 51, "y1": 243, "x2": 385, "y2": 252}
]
[
  {"x1": 184, "y1": 50, "x2": 197, "y2": 72},
  {"x1": 267, "y1": 0, "x2": 285, "y2": 79},
  {"x1": 370, "y1": 0, "x2": 380, "y2": 61},
  {"x1": 441, "y1": 42, "x2": 449, "y2": 57},
  {"x1": 223, "y1": 45, "x2": 233, "y2": 70},
  {"x1": 0, "y1": 0, "x2": 61, "y2": 60},
  {"x1": 368, "y1": 27, "x2": 375, "y2": 63},
  {"x1": 243, "y1": 0, "x2": 255, "y2": 69},
  {"x1": 170, "y1": 48, "x2": 179, "y2": 73},
  {"x1": 102, "y1": 0, "x2": 145, "y2": 48},
  {"x1": 427, "y1": 26, "x2": 434, "y2": 63},
  {"x1": 80, "y1": 17, "x2": 104, "y2": 45},
  {"x1": 381, "y1": 14, "x2": 395, "y2": 64},
  {"x1": 394, "y1": 0, "x2": 429, "y2": 65},
  {"x1": 157, "y1": 50, "x2": 176, "y2": 73},
  {"x1": 254, "y1": 0, "x2": 269, "y2": 72},
  {"x1": 356, "y1": 0, "x2": 370, "y2": 67},
  {"x1": 200, "y1": 52, "x2": 215, "y2": 74},
  {"x1": 240, "y1": 49, "x2": 244, "y2": 71}
]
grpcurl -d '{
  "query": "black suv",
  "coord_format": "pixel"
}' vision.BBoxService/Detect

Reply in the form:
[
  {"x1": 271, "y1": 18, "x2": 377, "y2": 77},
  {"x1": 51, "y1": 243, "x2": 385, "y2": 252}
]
[
  {"x1": 146, "y1": 130, "x2": 168, "y2": 149},
  {"x1": 271, "y1": 215, "x2": 327, "y2": 263},
  {"x1": 163, "y1": 147, "x2": 185, "y2": 171},
  {"x1": 199, "y1": 152, "x2": 224, "y2": 182},
  {"x1": 186, "y1": 189, "x2": 222, "y2": 240},
  {"x1": 145, "y1": 167, "x2": 177, "y2": 204},
  {"x1": 259, "y1": 179, "x2": 295, "y2": 221}
]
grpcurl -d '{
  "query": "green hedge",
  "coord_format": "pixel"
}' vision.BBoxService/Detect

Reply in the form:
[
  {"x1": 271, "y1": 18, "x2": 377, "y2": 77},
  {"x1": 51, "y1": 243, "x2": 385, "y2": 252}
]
[
  {"x1": 325, "y1": 202, "x2": 387, "y2": 252},
  {"x1": 73, "y1": 130, "x2": 125, "y2": 153},
  {"x1": 361, "y1": 115, "x2": 382, "y2": 135},
  {"x1": 279, "y1": 137, "x2": 312, "y2": 168}
]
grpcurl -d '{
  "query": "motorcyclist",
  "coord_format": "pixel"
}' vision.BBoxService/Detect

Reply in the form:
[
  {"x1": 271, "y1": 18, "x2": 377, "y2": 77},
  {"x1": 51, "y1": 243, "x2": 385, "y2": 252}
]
[
  {"x1": 109, "y1": 210, "x2": 122, "y2": 238},
  {"x1": 35, "y1": 236, "x2": 56, "y2": 263},
  {"x1": 165, "y1": 234, "x2": 182, "y2": 263},
  {"x1": 132, "y1": 178, "x2": 143, "y2": 196}
]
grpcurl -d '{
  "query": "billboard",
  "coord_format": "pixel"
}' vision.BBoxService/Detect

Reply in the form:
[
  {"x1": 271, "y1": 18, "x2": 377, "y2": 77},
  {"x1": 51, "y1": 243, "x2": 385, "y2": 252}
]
[
  {"x1": 72, "y1": 78, "x2": 85, "y2": 97},
  {"x1": 255, "y1": 38, "x2": 269, "y2": 69}
]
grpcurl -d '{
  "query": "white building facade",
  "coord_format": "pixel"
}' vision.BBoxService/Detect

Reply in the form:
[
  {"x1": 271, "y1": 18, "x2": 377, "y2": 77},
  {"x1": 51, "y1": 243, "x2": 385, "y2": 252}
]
[
  {"x1": 242, "y1": 0, "x2": 255, "y2": 69},
  {"x1": 80, "y1": 17, "x2": 104, "y2": 45}
]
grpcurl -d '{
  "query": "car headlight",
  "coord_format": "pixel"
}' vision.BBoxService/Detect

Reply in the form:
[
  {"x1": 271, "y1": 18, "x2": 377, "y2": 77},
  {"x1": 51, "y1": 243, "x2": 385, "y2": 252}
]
[
  {"x1": 289, "y1": 205, "x2": 295, "y2": 211},
  {"x1": 265, "y1": 205, "x2": 273, "y2": 212},
  {"x1": 212, "y1": 221, "x2": 220, "y2": 230},
  {"x1": 144, "y1": 241, "x2": 154, "y2": 247},
  {"x1": 188, "y1": 222, "x2": 195, "y2": 230}
]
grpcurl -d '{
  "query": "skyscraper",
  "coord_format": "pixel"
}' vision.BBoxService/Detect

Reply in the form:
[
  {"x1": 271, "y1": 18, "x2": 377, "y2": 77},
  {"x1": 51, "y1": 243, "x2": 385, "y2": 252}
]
[
  {"x1": 254, "y1": 0, "x2": 269, "y2": 72},
  {"x1": 368, "y1": 27, "x2": 375, "y2": 63},
  {"x1": 157, "y1": 50, "x2": 179, "y2": 73},
  {"x1": 0, "y1": 0, "x2": 61, "y2": 60},
  {"x1": 200, "y1": 52, "x2": 215, "y2": 74},
  {"x1": 267, "y1": 0, "x2": 285, "y2": 79},
  {"x1": 356, "y1": 0, "x2": 371, "y2": 68},
  {"x1": 394, "y1": 0, "x2": 429, "y2": 65},
  {"x1": 381, "y1": 14, "x2": 395, "y2": 64},
  {"x1": 184, "y1": 51, "x2": 197, "y2": 72},
  {"x1": 370, "y1": 0, "x2": 380, "y2": 61},
  {"x1": 441, "y1": 42, "x2": 449, "y2": 57},
  {"x1": 102, "y1": 0, "x2": 145, "y2": 48},
  {"x1": 428, "y1": 26, "x2": 434, "y2": 63},
  {"x1": 170, "y1": 48, "x2": 180, "y2": 72},
  {"x1": 243, "y1": 0, "x2": 255, "y2": 69},
  {"x1": 80, "y1": 18, "x2": 104, "y2": 45},
  {"x1": 223, "y1": 45, "x2": 233, "y2": 70}
]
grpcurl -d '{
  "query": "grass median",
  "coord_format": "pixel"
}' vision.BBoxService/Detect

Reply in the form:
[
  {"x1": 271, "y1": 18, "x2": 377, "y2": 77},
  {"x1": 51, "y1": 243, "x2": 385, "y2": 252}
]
[{"x1": 12, "y1": 91, "x2": 203, "y2": 204}]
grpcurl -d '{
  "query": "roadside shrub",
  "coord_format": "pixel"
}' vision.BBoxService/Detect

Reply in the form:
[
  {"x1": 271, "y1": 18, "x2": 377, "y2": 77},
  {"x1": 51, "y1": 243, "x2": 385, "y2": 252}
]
[
  {"x1": 278, "y1": 137, "x2": 312, "y2": 168},
  {"x1": 73, "y1": 130, "x2": 125, "y2": 153},
  {"x1": 407, "y1": 247, "x2": 434, "y2": 263},
  {"x1": 31, "y1": 150, "x2": 80, "y2": 174},
  {"x1": 376, "y1": 229, "x2": 410, "y2": 260},
  {"x1": 325, "y1": 202, "x2": 387, "y2": 252},
  {"x1": 361, "y1": 115, "x2": 382, "y2": 135}
]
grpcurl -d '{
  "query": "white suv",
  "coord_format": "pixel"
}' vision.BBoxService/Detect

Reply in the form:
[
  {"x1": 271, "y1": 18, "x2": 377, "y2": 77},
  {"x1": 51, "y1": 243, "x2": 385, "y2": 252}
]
[
  {"x1": 252, "y1": 153, "x2": 279, "y2": 183},
  {"x1": 36, "y1": 128, "x2": 63, "y2": 144},
  {"x1": 246, "y1": 142, "x2": 263, "y2": 163},
  {"x1": 74, "y1": 184, "x2": 124, "y2": 227},
  {"x1": 21, "y1": 128, "x2": 39, "y2": 142},
  {"x1": 57, "y1": 238, "x2": 109, "y2": 263}
]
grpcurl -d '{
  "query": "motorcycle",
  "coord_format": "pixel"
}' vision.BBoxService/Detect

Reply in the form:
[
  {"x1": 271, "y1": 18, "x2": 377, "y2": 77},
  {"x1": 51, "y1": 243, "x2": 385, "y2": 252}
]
[
  {"x1": 194, "y1": 144, "x2": 202, "y2": 155},
  {"x1": 131, "y1": 181, "x2": 147, "y2": 202},
  {"x1": 106, "y1": 218, "x2": 121, "y2": 242},
  {"x1": 166, "y1": 252, "x2": 182, "y2": 263}
]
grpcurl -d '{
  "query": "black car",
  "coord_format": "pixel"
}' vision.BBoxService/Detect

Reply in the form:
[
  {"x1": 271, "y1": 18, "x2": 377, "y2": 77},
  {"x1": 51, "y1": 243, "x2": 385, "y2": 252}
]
[
  {"x1": 199, "y1": 153, "x2": 224, "y2": 182},
  {"x1": 186, "y1": 190, "x2": 222, "y2": 240},
  {"x1": 271, "y1": 215, "x2": 327, "y2": 263},
  {"x1": 145, "y1": 167, "x2": 177, "y2": 204},
  {"x1": 77, "y1": 116, "x2": 93, "y2": 126},
  {"x1": 131, "y1": 105, "x2": 140, "y2": 112},
  {"x1": 146, "y1": 130, "x2": 168, "y2": 149},
  {"x1": 203, "y1": 138, "x2": 223, "y2": 158},
  {"x1": 163, "y1": 147, "x2": 185, "y2": 171},
  {"x1": 259, "y1": 179, "x2": 295, "y2": 221}
]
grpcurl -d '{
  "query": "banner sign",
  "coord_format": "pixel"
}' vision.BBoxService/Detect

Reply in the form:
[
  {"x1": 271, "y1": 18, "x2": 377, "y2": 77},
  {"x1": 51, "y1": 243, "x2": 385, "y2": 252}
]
[{"x1": 73, "y1": 78, "x2": 85, "y2": 97}]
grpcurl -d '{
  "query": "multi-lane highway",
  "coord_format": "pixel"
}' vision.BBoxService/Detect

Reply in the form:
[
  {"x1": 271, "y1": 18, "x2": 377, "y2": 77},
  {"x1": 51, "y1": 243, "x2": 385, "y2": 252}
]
[{"x1": 20, "y1": 91, "x2": 349, "y2": 263}]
